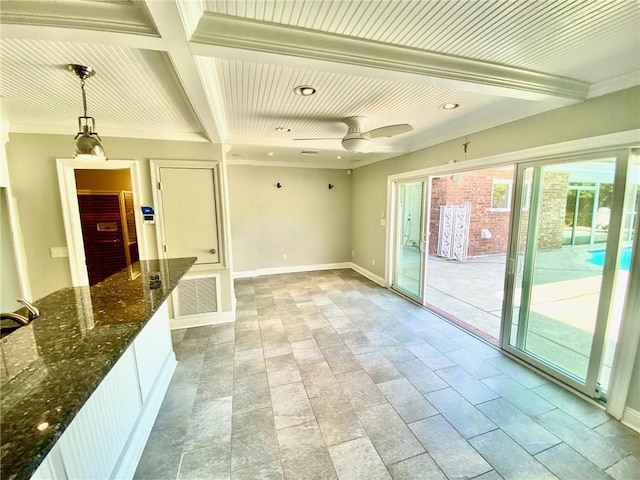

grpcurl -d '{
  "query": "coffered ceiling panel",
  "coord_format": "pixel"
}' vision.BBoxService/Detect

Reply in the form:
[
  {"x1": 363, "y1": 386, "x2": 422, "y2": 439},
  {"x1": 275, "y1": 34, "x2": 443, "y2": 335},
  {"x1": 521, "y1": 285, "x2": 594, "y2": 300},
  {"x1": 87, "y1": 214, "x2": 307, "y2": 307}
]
[
  {"x1": 204, "y1": 0, "x2": 640, "y2": 83},
  {"x1": 0, "y1": 38, "x2": 205, "y2": 141},
  {"x1": 212, "y1": 57, "x2": 520, "y2": 145}
]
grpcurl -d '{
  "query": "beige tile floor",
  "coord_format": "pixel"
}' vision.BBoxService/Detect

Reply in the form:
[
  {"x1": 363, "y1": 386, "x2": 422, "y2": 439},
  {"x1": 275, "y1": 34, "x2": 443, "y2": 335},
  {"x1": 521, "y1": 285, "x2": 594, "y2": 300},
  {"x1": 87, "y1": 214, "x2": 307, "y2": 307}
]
[{"x1": 134, "y1": 269, "x2": 639, "y2": 480}]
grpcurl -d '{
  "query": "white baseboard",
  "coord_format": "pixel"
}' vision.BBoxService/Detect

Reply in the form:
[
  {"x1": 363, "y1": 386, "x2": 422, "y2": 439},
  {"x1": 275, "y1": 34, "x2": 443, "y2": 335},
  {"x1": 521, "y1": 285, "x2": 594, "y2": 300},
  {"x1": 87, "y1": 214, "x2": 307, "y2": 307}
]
[
  {"x1": 349, "y1": 262, "x2": 387, "y2": 286},
  {"x1": 621, "y1": 406, "x2": 640, "y2": 433},
  {"x1": 233, "y1": 262, "x2": 351, "y2": 279},
  {"x1": 111, "y1": 350, "x2": 177, "y2": 479},
  {"x1": 170, "y1": 310, "x2": 235, "y2": 330}
]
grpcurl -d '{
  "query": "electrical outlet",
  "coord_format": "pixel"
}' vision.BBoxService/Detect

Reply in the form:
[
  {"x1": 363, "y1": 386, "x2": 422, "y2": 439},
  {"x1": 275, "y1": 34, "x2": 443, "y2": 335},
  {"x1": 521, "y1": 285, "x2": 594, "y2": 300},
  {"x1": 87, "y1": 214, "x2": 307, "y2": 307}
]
[
  {"x1": 50, "y1": 247, "x2": 68, "y2": 258},
  {"x1": 351, "y1": 250, "x2": 355, "y2": 257},
  {"x1": 282, "y1": 253, "x2": 287, "y2": 260},
  {"x1": 372, "y1": 259, "x2": 376, "y2": 266}
]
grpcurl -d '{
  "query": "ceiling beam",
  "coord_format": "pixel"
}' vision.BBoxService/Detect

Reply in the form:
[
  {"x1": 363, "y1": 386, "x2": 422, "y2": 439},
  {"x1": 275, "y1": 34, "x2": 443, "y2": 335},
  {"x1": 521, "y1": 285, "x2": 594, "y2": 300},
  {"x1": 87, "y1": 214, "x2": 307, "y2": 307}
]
[
  {"x1": 141, "y1": 0, "x2": 222, "y2": 144},
  {"x1": 191, "y1": 13, "x2": 589, "y2": 103}
]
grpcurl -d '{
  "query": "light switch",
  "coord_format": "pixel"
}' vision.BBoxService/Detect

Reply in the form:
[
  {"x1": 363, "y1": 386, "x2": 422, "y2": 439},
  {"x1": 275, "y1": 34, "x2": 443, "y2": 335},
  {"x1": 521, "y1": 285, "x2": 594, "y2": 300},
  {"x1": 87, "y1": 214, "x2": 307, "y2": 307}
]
[{"x1": 50, "y1": 247, "x2": 68, "y2": 258}]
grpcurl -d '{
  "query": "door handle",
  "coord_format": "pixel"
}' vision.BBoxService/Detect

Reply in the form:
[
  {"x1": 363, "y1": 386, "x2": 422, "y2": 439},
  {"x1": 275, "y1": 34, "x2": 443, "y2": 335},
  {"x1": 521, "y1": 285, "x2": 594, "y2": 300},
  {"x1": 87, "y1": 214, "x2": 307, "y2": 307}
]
[{"x1": 209, "y1": 248, "x2": 217, "y2": 254}]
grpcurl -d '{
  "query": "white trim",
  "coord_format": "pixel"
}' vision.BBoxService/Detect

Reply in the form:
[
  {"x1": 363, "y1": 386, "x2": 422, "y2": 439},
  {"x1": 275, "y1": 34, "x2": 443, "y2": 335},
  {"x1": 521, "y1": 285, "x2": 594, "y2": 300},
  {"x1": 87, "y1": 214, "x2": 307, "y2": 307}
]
[
  {"x1": 227, "y1": 158, "x2": 353, "y2": 170},
  {"x1": 388, "y1": 129, "x2": 640, "y2": 182},
  {"x1": 232, "y1": 262, "x2": 386, "y2": 287},
  {"x1": 56, "y1": 158, "x2": 149, "y2": 287},
  {"x1": 193, "y1": 13, "x2": 588, "y2": 102},
  {"x1": 607, "y1": 153, "x2": 640, "y2": 418},
  {"x1": 111, "y1": 350, "x2": 177, "y2": 479},
  {"x1": 621, "y1": 407, "x2": 640, "y2": 433},
  {"x1": 170, "y1": 310, "x2": 235, "y2": 330},
  {"x1": 588, "y1": 72, "x2": 640, "y2": 100},
  {"x1": 150, "y1": 159, "x2": 224, "y2": 267},
  {"x1": 233, "y1": 262, "x2": 351, "y2": 279},
  {"x1": 349, "y1": 263, "x2": 387, "y2": 287}
]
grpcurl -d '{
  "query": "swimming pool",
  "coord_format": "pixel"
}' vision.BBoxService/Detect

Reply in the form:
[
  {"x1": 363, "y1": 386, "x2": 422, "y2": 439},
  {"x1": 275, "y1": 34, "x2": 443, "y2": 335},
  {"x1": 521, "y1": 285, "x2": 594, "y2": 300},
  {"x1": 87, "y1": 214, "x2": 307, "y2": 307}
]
[{"x1": 587, "y1": 246, "x2": 632, "y2": 270}]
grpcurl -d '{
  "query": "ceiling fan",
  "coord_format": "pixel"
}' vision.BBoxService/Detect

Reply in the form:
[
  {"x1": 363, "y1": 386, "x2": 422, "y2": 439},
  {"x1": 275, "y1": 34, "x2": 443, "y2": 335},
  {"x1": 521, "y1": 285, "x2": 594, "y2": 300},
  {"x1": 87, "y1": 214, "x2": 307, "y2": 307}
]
[{"x1": 294, "y1": 116, "x2": 413, "y2": 152}]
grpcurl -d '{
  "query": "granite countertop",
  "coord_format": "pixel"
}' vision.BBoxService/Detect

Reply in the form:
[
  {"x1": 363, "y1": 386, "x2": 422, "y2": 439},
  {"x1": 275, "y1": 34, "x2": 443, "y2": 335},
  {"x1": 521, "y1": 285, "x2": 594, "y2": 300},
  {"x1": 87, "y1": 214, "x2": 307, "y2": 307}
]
[{"x1": 0, "y1": 257, "x2": 196, "y2": 480}]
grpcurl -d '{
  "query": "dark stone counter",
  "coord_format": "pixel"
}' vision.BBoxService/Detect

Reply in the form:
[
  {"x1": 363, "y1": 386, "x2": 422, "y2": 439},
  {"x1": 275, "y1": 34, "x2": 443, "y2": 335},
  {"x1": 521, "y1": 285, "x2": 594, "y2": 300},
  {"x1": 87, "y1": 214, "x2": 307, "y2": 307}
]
[{"x1": 0, "y1": 257, "x2": 196, "y2": 480}]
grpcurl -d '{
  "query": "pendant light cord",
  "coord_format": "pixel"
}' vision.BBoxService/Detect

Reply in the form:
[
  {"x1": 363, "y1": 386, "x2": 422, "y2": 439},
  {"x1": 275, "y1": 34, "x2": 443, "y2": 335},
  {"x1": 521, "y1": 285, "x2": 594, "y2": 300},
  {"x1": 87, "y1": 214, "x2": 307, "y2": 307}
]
[{"x1": 80, "y1": 79, "x2": 88, "y2": 118}]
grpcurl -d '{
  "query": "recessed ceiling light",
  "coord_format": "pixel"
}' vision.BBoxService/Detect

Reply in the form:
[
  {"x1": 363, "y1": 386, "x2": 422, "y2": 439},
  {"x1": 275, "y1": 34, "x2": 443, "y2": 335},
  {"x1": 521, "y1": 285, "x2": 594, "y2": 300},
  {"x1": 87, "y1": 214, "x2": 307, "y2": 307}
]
[
  {"x1": 275, "y1": 127, "x2": 291, "y2": 132},
  {"x1": 294, "y1": 85, "x2": 317, "y2": 96},
  {"x1": 266, "y1": 152, "x2": 274, "y2": 156},
  {"x1": 337, "y1": 155, "x2": 343, "y2": 159},
  {"x1": 441, "y1": 102, "x2": 460, "y2": 111}
]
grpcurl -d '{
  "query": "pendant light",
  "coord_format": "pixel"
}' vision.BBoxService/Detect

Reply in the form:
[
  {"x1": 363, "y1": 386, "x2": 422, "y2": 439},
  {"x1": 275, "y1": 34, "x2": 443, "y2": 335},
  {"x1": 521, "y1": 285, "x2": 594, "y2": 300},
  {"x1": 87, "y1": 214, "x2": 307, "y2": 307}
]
[{"x1": 67, "y1": 64, "x2": 105, "y2": 157}]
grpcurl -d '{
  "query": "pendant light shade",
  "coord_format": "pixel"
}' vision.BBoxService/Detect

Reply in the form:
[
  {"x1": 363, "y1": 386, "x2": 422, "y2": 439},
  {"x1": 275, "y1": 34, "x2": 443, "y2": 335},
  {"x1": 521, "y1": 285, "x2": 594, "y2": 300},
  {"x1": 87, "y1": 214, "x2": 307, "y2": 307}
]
[{"x1": 68, "y1": 64, "x2": 105, "y2": 157}]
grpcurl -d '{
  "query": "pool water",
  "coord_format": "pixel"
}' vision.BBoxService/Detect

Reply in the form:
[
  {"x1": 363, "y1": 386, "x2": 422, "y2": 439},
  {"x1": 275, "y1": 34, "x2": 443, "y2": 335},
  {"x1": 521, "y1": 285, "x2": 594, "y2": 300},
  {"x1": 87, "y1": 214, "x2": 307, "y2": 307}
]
[{"x1": 587, "y1": 246, "x2": 632, "y2": 270}]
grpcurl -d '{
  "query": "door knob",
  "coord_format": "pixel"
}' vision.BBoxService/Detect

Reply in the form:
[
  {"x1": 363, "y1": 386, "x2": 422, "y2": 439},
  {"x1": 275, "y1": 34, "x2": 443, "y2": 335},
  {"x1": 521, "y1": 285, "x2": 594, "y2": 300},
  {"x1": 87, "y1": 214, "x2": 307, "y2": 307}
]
[{"x1": 209, "y1": 248, "x2": 217, "y2": 254}]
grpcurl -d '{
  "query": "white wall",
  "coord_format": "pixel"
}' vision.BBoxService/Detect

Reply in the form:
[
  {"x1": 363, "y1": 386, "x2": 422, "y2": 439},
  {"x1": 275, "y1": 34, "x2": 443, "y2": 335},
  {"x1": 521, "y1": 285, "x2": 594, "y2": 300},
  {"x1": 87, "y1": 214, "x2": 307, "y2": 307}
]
[{"x1": 227, "y1": 165, "x2": 352, "y2": 273}]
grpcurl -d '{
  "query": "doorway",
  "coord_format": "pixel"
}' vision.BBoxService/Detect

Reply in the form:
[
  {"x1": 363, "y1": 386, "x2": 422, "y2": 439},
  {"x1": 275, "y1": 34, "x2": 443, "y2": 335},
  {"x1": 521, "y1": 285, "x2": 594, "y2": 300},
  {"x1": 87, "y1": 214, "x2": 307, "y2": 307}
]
[
  {"x1": 57, "y1": 158, "x2": 147, "y2": 287},
  {"x1": 392, "y1": 180, "x2": 427, "y2": 302},
  {"x1": 503, "y1": 153, "x2": 638, "y2": 398},
  {"x1": 75, "y1": 169, "x2": 140, "y2": 285},
  {"x1": 391, "y1": 166, "x2": 516, "y2": 344},
  {"x1": 389, "y1": 150, "x2": 638, "y2": 401}
]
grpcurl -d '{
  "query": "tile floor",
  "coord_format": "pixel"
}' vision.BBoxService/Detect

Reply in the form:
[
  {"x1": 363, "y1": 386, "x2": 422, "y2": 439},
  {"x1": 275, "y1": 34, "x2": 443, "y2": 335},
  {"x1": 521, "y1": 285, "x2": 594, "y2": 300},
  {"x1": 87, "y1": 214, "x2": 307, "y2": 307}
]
[{"x1": 134, "y1": 269, "x2": 639, "y2": 480}]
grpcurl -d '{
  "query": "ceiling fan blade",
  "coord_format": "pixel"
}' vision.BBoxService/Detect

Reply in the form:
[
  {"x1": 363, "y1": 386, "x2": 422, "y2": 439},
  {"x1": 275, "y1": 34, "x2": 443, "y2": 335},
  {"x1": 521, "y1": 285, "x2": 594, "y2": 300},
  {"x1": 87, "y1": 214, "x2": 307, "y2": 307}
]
[
  {"x1": 366, "y1": 124, "x2": 413, "y2": 139},
  {"x1": 293, "y1": 137, "x2": 343, "y2": 141}
]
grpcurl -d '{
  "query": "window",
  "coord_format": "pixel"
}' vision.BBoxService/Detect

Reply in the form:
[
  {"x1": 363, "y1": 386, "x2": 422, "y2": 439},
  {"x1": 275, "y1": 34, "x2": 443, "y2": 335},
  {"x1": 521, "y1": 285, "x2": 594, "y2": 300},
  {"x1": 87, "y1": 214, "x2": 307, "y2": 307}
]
[{"x1": 491, "y1": 180, "x2": 512, "y2": 211}]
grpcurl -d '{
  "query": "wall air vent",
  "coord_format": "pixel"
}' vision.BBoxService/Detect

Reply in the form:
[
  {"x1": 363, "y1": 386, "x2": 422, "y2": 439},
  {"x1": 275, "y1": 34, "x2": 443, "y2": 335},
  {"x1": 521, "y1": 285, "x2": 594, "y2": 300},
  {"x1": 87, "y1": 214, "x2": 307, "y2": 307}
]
[{"x1": 173, "y1": 273, "x2": 219, "y2": 318}]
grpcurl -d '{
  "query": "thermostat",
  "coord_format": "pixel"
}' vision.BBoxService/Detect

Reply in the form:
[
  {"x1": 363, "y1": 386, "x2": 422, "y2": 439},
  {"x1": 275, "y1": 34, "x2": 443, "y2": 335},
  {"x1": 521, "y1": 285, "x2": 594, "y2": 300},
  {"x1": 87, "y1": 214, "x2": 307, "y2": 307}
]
[{"x1": 141, "y1": 206, "x2": 155, "y2": 224}]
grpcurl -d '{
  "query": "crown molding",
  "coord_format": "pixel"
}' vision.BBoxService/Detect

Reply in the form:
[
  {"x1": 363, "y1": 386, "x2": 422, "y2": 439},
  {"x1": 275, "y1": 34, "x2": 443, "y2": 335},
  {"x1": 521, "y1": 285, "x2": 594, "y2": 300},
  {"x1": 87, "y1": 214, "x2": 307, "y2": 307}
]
[
  {"x1": 0, "y1": 0, "x2": 158, "y2": 36},
  {"x1": 192, "y1": 13, "x2": 589, "y2": 102},
  {"x1": 8, "y1": 124, "x2": 210, "y2": 143},
  {"x1": 225, "y1": 158, "x2": 353, "y2": 170},
  {"x1": 588, "y1": 72, "x2": 640, "y2": 99}
]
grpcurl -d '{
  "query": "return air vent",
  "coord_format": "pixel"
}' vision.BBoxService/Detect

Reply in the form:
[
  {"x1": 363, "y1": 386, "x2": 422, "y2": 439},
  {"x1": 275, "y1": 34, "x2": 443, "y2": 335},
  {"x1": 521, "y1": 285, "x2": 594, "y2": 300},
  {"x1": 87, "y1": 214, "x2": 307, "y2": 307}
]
[{"x1": 174, "y1": 274, "x2": 219, "y2": 318}]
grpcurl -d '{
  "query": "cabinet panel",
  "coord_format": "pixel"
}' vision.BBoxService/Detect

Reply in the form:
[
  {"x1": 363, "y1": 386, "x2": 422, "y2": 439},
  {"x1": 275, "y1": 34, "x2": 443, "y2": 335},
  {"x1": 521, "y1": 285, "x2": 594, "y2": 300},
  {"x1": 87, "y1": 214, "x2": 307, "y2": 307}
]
[
  {"x1": 57, "y1": 347, "x2": 142, "y2": 479},
  {"x1": 133, "y1": 302, "x2": 172, "y2": 402}
]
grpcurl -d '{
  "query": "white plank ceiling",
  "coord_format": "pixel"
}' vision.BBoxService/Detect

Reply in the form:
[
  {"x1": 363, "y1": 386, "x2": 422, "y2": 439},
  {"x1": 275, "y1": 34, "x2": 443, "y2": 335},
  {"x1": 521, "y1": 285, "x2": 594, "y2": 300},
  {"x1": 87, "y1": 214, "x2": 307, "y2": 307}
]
[{"x1": 1, "y1": 0, "x2": 638, "y2": 168}]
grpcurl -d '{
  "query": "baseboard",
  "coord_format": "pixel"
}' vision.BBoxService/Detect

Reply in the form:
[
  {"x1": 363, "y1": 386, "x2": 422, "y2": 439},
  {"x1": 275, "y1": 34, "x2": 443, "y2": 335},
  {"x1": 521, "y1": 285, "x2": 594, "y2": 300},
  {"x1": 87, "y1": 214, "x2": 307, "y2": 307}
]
[
  {"x1": 349, "y1": 262, "x2": 387, "y2": 286},
  {"x1": 621, "y1": 406, "x2": 640, "y2": 433},
  {"x1": 111, "y1": 350, "x2": 177, "y2": 479},
  {"x1": 233, "y1": 262, "x2": 351, "y2": 279},
  {"x1": 170, "y1": 310, "x2": 235, "y2": 330}
]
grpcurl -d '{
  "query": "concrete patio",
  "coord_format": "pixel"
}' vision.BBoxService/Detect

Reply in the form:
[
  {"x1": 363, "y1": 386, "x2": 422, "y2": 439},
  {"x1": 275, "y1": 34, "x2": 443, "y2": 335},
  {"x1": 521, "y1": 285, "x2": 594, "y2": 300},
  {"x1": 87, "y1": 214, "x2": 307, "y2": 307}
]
[{"x1": 397, "y1": 243, "x2": 631, "y2": 388}]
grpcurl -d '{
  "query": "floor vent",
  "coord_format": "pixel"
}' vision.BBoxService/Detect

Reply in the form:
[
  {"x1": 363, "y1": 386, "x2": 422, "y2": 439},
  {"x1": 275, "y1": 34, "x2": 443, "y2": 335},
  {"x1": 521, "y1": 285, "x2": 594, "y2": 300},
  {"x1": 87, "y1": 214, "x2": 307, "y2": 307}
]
[{"x1": 174, "y1": 274, "x2": 219, "y2": 318}]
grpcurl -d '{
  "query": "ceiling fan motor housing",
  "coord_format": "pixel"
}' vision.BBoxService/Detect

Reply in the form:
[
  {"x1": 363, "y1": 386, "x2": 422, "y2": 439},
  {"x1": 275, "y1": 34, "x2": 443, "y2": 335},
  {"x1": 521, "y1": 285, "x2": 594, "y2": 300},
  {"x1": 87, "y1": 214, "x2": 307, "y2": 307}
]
[{"x1": 341, "y1": 132, "x2": 370, "y2": 152}]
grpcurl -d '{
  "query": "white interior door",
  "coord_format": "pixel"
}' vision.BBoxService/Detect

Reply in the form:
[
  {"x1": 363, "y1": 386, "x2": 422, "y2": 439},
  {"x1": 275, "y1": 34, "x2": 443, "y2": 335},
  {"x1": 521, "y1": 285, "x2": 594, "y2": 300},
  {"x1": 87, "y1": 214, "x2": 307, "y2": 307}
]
[{"x1": 158, "y1": 167, "x2": 220, "y2": 265}]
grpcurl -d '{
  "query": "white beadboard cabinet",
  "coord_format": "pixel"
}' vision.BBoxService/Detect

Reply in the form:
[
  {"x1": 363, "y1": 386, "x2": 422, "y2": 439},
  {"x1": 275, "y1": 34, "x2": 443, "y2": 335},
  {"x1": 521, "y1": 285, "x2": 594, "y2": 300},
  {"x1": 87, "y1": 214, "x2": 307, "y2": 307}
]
[{"x1": 30, "y1": 301, "x2": 176, "y2": 480}]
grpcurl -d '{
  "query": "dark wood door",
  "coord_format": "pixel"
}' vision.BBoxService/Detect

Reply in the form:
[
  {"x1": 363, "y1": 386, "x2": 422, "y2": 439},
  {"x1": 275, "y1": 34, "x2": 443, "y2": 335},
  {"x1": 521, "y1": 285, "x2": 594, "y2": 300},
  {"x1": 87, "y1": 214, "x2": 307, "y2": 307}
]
[{"x1": 77, "y1": 193, "x2": 127, "y2": 285}]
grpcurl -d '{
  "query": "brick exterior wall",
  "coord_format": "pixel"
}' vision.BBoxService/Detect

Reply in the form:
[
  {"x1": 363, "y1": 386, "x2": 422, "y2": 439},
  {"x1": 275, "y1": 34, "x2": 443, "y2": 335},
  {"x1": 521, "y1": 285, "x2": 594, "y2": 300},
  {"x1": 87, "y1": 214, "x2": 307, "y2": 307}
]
[
  {"x1": 429, "y1": 168, "x2": 515, "y2": 256},
  {"x1": 534, "y1": 171, "x2": 569, "y2": 251},
  {"x1": 428, "y1": 168, "x2": 568, "y2": 257}
]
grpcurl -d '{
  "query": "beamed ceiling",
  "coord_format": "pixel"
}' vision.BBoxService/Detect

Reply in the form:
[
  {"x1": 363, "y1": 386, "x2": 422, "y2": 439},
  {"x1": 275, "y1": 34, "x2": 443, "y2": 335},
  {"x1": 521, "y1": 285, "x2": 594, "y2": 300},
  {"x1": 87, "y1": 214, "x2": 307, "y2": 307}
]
[{"x1": 1, "y1": 0, "x2": 638, "y2": 168}]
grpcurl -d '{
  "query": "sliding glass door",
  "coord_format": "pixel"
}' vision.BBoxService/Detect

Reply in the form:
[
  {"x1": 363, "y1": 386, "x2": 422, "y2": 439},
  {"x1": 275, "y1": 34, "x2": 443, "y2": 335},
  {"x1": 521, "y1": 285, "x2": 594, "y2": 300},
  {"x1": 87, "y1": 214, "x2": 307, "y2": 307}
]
[
  {"x1": 393, "y1": 180, "x2": 428, "y2": 303},
  {"x1": 503, "y1": 153, "x2": 636, "y2": 396}
]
